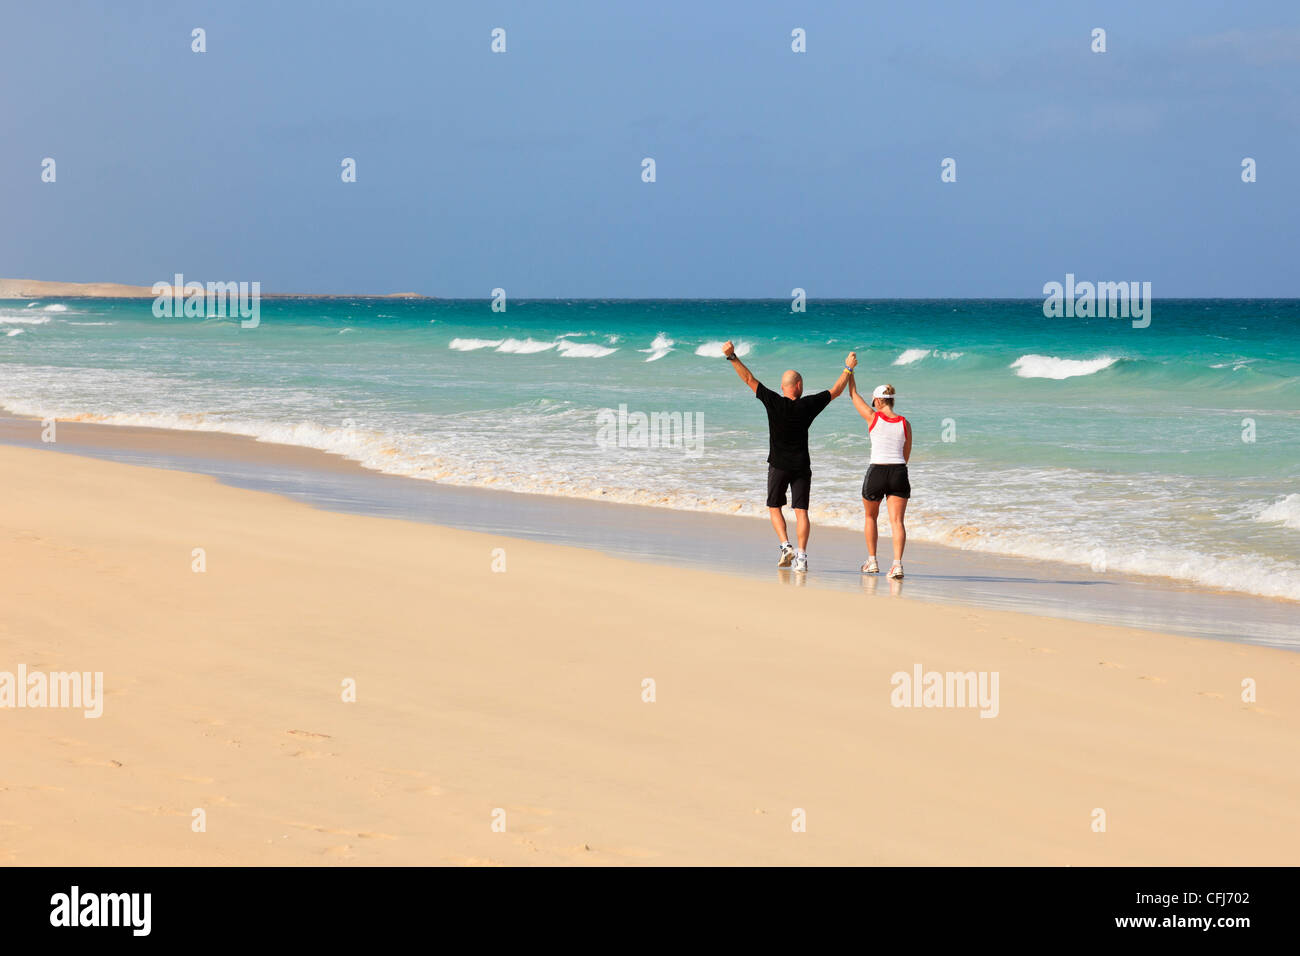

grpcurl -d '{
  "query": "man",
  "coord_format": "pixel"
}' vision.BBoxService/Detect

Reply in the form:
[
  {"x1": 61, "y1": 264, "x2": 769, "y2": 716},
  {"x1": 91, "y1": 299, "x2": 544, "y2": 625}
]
[{"x1": 721, "y1": 341, "x2": 857, "y2": 572}]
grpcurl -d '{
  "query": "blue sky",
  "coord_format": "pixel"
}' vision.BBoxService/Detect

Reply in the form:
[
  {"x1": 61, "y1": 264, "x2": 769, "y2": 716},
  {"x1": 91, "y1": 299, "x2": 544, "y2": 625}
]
[{"x1": 3, "y1": 1, "x2": 1298, "y2": 296}]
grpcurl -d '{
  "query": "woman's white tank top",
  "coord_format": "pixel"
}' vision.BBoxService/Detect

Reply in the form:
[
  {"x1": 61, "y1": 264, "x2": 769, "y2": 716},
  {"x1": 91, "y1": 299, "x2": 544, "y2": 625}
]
[{"x1": 869, "y1": 413, "x2": 908, "y2": 464}]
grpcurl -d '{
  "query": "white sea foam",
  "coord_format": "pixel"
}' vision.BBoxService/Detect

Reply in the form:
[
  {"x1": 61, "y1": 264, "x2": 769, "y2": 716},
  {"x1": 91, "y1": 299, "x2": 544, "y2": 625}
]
[
  {"x1": 639, "y1": 333, "x2": 675, "y2": 362},
  {"x1": 912, "y1": 507, "x2": 1300, "y2": 604},
  {"x1": 2, "y1": 387, "x2": 1296, "y2": 606},
  {"x1": 448, "y1": 338, "x2": 504, "y2": 351},
  {"x1": 42, "y1": 304, "x2": 68, "y2": 312},
  {"x1": 1011, "y1": 354, "x2": 1118, "y2": 379},
  {"x1": 496, "y1": 338, "x2": 556, "y2": 354},
  {"x1": 556, "y1": 340, "x2": 617, "y2": 358},
  {"x1": 64, "y1": 321, "x2": 115, "y2": 326},
  {"x1": 892, "y1": 348, "x2": 931, "y2": 366},
  {"x1": 696, "y1": 341, "x2": 751, "y2": 357},
  {"x1": 1256, "y1": 494, "x2": 1300, "y2": 531},
  {"x1": 0, "y1": 316, "x2": 51, "y2": 325},
  {"x1": 5, "y1": 329, "x2": 23, "y2": 337},
  {"x1": 895, "y1": 349, "x2": 964, "y2": 363}
]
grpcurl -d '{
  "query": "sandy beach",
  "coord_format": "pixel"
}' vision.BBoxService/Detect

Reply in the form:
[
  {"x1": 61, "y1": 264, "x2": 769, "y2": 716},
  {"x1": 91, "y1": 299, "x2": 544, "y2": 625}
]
[{"x1": 2, "y1": 438, "x2": 1298, "y2": 866}]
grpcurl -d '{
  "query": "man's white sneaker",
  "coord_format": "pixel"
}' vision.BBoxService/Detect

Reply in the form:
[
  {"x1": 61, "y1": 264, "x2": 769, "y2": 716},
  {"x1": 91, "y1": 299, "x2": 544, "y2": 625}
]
[
  {"x1": 862, "y1": 557, "x2": 879, "y2": 574},
  {"x1": 794, "y1": 553, "x2": 808, "y2": 573},
  {"x1": 777, "y1": 544, "x2": 795, "y2": 568},
  {"x1": 888, "y1": 562, "x2": 904, "y2": 580}
]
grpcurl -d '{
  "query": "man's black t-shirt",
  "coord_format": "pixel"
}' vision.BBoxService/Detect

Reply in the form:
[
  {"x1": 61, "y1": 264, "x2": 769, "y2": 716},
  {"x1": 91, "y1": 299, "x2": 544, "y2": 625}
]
[{"x1": 755, "y1": 382, "x2": 832, "y2": 474}]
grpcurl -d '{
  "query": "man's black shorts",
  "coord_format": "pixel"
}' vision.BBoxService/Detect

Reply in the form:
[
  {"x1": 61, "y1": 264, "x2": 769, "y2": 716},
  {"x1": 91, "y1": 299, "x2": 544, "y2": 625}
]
[
  {"x1": 767, "y1": 466, "x2": 812, "y2": 510},
  {"x1": 862, "y1": 463, "x2": 911, "y2": 501}
]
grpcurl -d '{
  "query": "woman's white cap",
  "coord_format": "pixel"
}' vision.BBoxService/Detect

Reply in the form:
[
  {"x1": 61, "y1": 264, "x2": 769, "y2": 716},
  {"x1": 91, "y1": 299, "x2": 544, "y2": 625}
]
[{"x1": 872, "y1": 385, "x2": 895, "y2": 400}]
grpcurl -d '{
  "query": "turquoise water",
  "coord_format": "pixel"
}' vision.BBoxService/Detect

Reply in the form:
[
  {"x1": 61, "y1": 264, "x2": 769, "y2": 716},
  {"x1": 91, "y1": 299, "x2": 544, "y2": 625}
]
[{"x1": 2, "y1": 297, "x2": 1298, "y2": 600}]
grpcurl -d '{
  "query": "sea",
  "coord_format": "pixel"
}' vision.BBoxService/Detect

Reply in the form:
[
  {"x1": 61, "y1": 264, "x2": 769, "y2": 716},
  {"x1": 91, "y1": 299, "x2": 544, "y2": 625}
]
[{"x1": 2, "y1": 297, "x2": 1297, "y2": 602}]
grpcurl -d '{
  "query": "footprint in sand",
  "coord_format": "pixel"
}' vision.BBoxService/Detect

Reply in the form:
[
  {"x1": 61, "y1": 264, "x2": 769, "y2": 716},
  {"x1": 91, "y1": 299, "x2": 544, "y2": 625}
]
[
  {"x1": 505, "y1": 805, "x2": 556, "y2": 834},
  {"x1": 74, "y1": 757, "x2": 123, "y2": 768},
  {"x1": 1098, "y1": 661, "x2": 1124, "y2": 669},
  {"x1": 376, "y1": 769, "x2": 445, "y2": 798},
  {"x1": 592, "y1": 844, "x2": 660, "y2": 860},
  {"x1": 1138, "y1": 675, "x2": 1165, "y2": 683},
  {"x1": 510, "y1": 822, "x2": 555, "y2": 836},
  {"x1": 282, "y1": 731, "x2": 336, "y2": 759},
  {"x1": 1243, "y1": 706, "x2": 1280, "y2": 717},
  {"x1": 551, "y1": 842, "x2": 659, "y2": 861},
  {"x1": 287, "y1": 822, "x2": 395, "y2": 840}
]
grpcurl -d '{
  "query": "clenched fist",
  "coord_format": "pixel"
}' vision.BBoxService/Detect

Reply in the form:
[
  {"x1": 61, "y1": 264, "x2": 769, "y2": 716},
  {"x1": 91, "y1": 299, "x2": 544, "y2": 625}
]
[
  {"x1": 845, "y1": 351, "x2": 858, "y2": 369},
  {"x1": 721, "y1": 340, "x2": 736, "y2": 359}
]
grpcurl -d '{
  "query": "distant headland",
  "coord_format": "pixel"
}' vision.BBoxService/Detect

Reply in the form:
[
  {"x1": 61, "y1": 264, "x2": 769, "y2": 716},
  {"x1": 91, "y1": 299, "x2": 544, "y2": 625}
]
[{"x1": 0, "y1": 279, "x2": 430, "y2": 299}]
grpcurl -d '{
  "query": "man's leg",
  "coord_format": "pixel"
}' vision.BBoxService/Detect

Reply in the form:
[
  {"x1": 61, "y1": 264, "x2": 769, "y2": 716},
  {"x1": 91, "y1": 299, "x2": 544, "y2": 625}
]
[
  {"x1": 794, "y1": 509, "x2": 810, "y2": 551},
  {"x1": 788, "y1": 472, "x2": 812, "y2": 566},
  {"x1": 766, "y1": 467, "x2": 793, "y2": 547},
  {"x1": 769, "y1": 506, "x2": 789, "y2": 544}
]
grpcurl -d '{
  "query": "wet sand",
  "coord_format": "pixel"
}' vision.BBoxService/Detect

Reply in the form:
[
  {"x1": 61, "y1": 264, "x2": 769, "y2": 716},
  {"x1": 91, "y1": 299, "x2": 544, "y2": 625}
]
[{"x1": 1, "y1": 414, "x2": 1295, "y2": 649}]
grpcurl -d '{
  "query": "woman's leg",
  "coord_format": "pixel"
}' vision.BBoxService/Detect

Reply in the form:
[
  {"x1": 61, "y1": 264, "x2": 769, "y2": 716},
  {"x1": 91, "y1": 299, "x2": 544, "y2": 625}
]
[
  {"x1": 887, "y1": 495, "x2": 908, "y2": 562},
  {"x1": 863, "y1": 498, "x2": 880, "y2": 556}
]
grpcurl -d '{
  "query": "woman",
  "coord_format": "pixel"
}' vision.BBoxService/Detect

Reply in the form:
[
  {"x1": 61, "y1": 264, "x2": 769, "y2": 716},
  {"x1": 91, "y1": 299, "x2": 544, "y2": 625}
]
[{"x1": 847, "y1": 379, "x2": 911, "y2": 579}]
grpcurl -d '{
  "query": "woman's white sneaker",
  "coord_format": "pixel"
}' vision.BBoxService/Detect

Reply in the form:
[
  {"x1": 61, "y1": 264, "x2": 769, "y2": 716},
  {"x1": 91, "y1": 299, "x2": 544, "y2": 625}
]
[
  {"x1": 888, "y1": 562, "x2": 904, "y2": 580},
  {"x1": 862, "y1": 557, "x2": 879, "y2": 574}
]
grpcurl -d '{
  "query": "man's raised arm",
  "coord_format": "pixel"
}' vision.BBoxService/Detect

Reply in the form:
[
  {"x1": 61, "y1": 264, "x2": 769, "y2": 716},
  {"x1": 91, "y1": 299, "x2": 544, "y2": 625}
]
[{"x1": 722, "y1": 340, "x2": 759, "y2": 394}]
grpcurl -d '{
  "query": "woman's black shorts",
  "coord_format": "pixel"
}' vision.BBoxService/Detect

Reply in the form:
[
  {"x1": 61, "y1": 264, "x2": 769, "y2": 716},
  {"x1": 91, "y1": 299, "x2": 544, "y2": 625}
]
[{"x1": 862, "y1": 464, "x2": 911, "y2": 501}]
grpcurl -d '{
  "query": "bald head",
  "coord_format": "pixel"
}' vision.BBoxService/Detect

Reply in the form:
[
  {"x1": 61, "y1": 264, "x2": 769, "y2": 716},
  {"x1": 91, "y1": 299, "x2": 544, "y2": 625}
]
[{"x1": 781, "y1": 369, "x2": 804, "y2": 398}]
